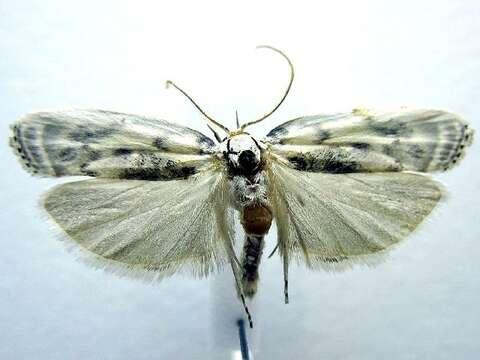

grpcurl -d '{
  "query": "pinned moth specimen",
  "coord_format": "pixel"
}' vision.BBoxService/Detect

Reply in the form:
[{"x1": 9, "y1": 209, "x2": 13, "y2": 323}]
[{"x1": 10, "y1": 46, "x2": 474, "y2": 328}]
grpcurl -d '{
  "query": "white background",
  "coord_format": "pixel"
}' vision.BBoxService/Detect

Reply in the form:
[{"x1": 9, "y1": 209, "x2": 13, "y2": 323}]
[{"x1": 1, "y1": 1, "x2": 479, "y2": 359}]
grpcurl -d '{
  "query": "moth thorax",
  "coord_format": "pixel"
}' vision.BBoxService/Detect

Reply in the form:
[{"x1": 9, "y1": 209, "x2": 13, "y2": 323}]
[{"x1": 241, "y1": 204, "x2": 273, "y2": 235}]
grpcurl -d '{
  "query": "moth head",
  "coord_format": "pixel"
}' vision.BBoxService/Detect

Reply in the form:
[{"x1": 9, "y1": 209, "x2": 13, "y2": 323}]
[{"x1": 221, "y1": 134, "x2": 263, "y2": 174}]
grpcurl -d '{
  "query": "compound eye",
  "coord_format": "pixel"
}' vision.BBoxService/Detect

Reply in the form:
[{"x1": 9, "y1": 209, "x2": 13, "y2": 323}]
[{"x1": 238, "y1": 150, "x2": 258, "y2": 172}]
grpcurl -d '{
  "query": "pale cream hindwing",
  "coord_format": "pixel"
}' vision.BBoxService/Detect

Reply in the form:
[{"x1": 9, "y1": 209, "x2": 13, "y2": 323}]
[
  {"x1": 265, "y1": 109, "x2": 473, "y2": 173},
  {"x1": 267, "y1": 161, "x2": 443, "y2": 269},
  {"x1": 10, "y1": 109, "x2": 216, "y2": 179},
  {"x1": 43, "y1": 170, "x2": 232, "y2": 279}
]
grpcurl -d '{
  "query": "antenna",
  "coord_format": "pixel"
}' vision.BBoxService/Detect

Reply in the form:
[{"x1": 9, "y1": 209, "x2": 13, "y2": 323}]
[
  {"x1": 239, "y1": 45, "x2": 295, "y2": 131},
  {"x1": 166, "y1": 80, "x2": 230, "y2": 134},
  {"x1": 166, "y1": 45, "x2": 295, "y2": 137}
]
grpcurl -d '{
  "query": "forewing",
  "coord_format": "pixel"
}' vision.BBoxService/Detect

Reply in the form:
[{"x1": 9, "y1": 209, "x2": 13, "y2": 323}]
[
  {"x1": 43, "y1": 170, "x2": 232, "y2": 278},
  {"x1": 10, "y1": 109, "x2": 216, "y2": 179},
  {"x1": 267, "y1": 161, "x2": 443, "y2": 269},
  {"x1": 266, "y1": 109, "x2": 473, "y2": 173}
]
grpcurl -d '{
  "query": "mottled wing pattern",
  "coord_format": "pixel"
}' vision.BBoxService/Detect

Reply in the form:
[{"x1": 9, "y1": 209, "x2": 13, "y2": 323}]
[
  {"x1": 43, "y1": 170, "x2": 233, "y2": 278},
  {"x1": 266, "y1": 109, "x2": 473, "y2": 173},
  {"x1": 10, "y1": 109, "x2": 216, "y2": 179},
  {"x1": 267, "y1": 161, "x2": 443, "y2": 269}
]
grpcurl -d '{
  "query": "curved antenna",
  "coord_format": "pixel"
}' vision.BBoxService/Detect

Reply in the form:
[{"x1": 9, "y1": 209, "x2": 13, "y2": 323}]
[
  {"x1": 240, "y1": 45, "x2": 295, "y2": 131},
  {"x1": 166, "y1": 80, "x2": 230, "y2": 134}
]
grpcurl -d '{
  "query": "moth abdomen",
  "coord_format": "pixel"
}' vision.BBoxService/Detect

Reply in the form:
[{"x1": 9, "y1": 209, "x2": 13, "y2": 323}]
[
  {"x1": 240, "y1": 234, "x2": 265, "y2": 298},
  {"x1": 241, "y1": 203, "x2": 273, "y2": 235},
  {"x1": 239, "y1": 204, "x2": 272, "y2": 298}
]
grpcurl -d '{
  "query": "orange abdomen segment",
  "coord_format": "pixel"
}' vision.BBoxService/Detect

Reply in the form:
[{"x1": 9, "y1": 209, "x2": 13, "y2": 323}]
[{"x1": 241, "y1": 204, "x2": 273, "y2": 235}]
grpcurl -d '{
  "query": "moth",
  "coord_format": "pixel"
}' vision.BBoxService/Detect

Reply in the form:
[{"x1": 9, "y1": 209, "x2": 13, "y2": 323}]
[{"x1": 10, "y1": 46, "x2": 474, "y2": 328}]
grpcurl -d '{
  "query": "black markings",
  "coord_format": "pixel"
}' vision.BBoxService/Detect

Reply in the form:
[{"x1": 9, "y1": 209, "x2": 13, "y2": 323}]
[
  {"x1": 80, "y1": 163, "x2": 98, "y2": 177},
  {"x1": 321, "y1": 157, "x2": 359, "y2": 173},
  {"x1": 350, "y1": 142, "x2": 370, "y2": 150},
  {"x1": 23, "y1": 126, "x2": 37, "y2": 141},
  {"x1": 296, "y1": 194, "x2": 305, "y2": 206},
  {"x1": 287, "y1": 156, "x2": 309, "y2": 171},
  {"x1": 56, "y1": 147, "x2": 77, "y2": 162},
  {"x1": 153, "y1": 137, "x2": 168, "y2": 150},
  {"x1": 251, "y1": 137, "x2": 262, "y2": 151},
  {"x1": 196, "y1": 135, "x2": 215, "y2": 149},
  {"x1": 113, "y1": 148, "x2": 133, "y2": 156},
  {"x1": 164, "y1": 158, "x2": 197, "y2": 178},
  {"x1": 311, "y1": 130, "x2": 331, "y2": 144},
  {"x1": 407, "y1": 144, "x2": 426, "y2": 159},
  {"x1": 43, "y1": 124, "x2": 62, "y2": 137},
  {"x1": 120, "y1": 168, "x2": 164, "y2": 180},
  {"x1": 29, "y1": 145, "x2": 43, "y2": 164},
  {"x1": 227, "y1": 138, "x2": 232, "y2": 153},
  {"x1": 82, "y1": 145, "x2": 101, "y2": 161},
  {"x1": 175, "y1": 166, "x2": 197, "y2": 178},
  {"x1": 266, "y1": 125, "x2": 288, "y2": 139},
  {"x1": 438, "y1": 150, "x2": 451, "y2": 161},
  {"x1": 52, "y1": 165, "x2": 67, "y2": 176},
  {"x1": 80, "y1": 163, "x2": 98, "y2": 176},
  {"x1": 442, "y1": 143, "x2": 454, "y2": 151},
  {"x1": 120, "y1": 156, "x2": 197, "y2": 180},
  {"x1": 287, "y1": 152, "x2": 360, "y2": 173},
  {"x1": 69, "y1": 126, "x2": 115, "y2": 143},
  {"x1": 370, "y1": 121, "x2": 407, "y2": 136}
]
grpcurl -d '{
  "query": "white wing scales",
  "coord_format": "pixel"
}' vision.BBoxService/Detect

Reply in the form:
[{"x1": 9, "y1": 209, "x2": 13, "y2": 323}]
[
  {"x1": 10, "y1": 109, "x2": 216, "y2": 179},
  {"x1": 267, "y1": 161, "x2": 443, "y2": 268},
  {"x1": 43, "y1": 170, "x2": 232, "y2": 278},
  {"x1": 266, "y1": 109, "x2": 473, "y2": 173}
]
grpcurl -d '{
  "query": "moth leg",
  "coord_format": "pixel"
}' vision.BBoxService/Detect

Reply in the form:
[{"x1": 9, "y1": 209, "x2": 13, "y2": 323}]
[
  {"x1": 283, "y1": 249, "x2": 289, "y2": 304},
  {"x1": 229, "y1": 259, "x2": 254, "y2": 328},
  {"x1": 215, "y1": 206, "x2": 253, "y2": 328},
  {"x1": 267, "y1": 242, "x2": 279, "y2": 258}
]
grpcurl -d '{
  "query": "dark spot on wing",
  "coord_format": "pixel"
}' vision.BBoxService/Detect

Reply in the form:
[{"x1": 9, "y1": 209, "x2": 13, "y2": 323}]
[
  {"x1": 321, "y1": 158, "x2": 359, "y2": 173},
  {"x1": 311, "y1": 130, "x2": 331, "y2": 144},
  {"x1": 120, "y1": 168, "x2": 165, "y2": 180},
  {"x1": 82, "y1": 145, "x2": 101, "y2": 161},
  {"x1": 266, "y1": 126, "x2": 288, "y2": 139},
  {"x1": 196, "y1": 135, "x2": 215, "y2": 150},
  {"x1": 442, "y1": 143, "x2": 454, "y2": 152},
  {"x1": 23, "y1": 126, "x2": 37, "y2": 141},
  {"x1": 153, "y1": 137, "x2": 168, "y2": 150},
  {"x1": 287, "y1": 150, "x2": 360, "y2": 174},
  {"x1": 296, "y1": 195, "x2": 305, "y2": 206},
  {"x1": 56, "y1": 147, "x2": 77, "y2": 162},
  {"x1": 177, "y1": 166, "x2": 197, "y2": 178},
  {"x1": 407, "y1": 144, "x2": 427, "y2": 159},
  {"x1": 119, "y1": 155, "x2": 197, "y2": 180},
  {"x1": 164, "y1": 160, "x2": 197, "y2": 178},
  {"x1": 113, "y1": 148, "x2": 133, "y2": 156},
  {"x1": 52, "y1": 165, "x2": 67, "y2": 176},
  {"x1": 287, "y1": 156, "x2": 309, "y2": 171},
  {"x1": 383, "y1": 139, "x2": 400, "y2": 157},
  {"x1": 43, "y1": 124, "x2": 62, "y2": 137},
  {"x1": 69, "y1": 126, "x2": 116, "y2": 143},
  {"x1": 438, "y1": 150, "x2": 451, "y2": 161},
  {"x1": 350, "y1": 142, "x2": 370, "y2": 150},
  {"x1": 79, "y1": 162, "x2": 98, "y2": 177},
  {"x1": 370, "y1": 121, "x2": 408, "y2": 136},
  {"x1": 28, "y1": 145, "x2": 43, "y2": 164}
]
